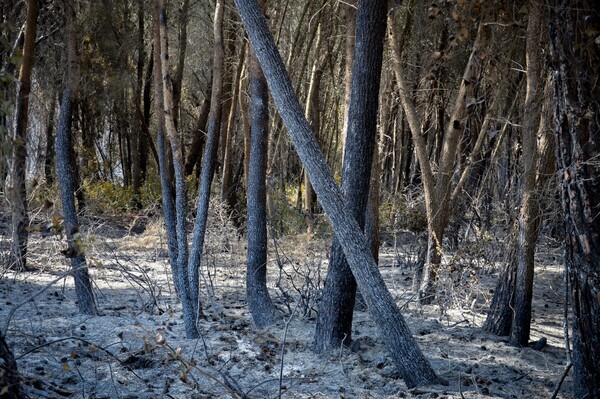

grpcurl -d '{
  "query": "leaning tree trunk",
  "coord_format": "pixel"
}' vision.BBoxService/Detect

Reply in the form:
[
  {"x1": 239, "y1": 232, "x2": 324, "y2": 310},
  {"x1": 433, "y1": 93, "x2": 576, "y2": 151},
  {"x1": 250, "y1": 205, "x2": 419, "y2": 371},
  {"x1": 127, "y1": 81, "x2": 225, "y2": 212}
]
[
  {"x1": 314, "y1": 0, "x2": 386, "y2": 354},
  {"x1": 550, "y1": 1, "x2": 600, "y2": 396},
  {"x1": 55, "y1": 0, "x2": 97, "y2": 315},
  {"x1": 246, "y1": 0, "x2": 276, "y2": 328},
  {"x1": 8, "y1": 0, "x2": 38, "y2": 271},
  {"x1": 235, "y1": 0, "x2": 444, "y2": 388}
]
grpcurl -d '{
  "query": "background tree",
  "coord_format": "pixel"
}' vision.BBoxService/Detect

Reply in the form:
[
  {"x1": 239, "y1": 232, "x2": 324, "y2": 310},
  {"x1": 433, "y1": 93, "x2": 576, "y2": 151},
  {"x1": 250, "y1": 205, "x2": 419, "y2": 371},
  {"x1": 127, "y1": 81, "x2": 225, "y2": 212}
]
[
  {"x1": 246, "y1": 0, "x2": 276, "y2": 329},
  {"x1": 8, "y1": 0, "x2": 38, "y2": 271}
]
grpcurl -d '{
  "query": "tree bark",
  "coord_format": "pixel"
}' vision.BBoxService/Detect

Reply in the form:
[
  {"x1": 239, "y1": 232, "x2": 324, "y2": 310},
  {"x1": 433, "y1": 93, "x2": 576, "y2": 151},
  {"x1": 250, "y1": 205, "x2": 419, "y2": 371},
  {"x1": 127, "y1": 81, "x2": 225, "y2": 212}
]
[
  {"x1": 235, "y1": 0, "x2": 444, "y2": 388},
  {"x1": 246, "y1": 0, "x2": 276, "y2": 328},
  {"x1": 188, "y1": 0, "x2": 225, "y2": 311},
  {"x1": 550, "y1": 1, "x2": 600, "y2": 396},
  {"x1": 156, "y1": 0, "x2": 199, "y2": 338},
  {"x1": 314, "y1": 0, "x2": 386, "y2": 353},
  {"x1": 55, "y1": 0, "x2": 97, "y2": 316},
  {"x1": 509, "y1": 0, "x2": 543, "y2": 347},
  {"x1": 8, "y1": 0, "x2": 38, "y2": 271}
]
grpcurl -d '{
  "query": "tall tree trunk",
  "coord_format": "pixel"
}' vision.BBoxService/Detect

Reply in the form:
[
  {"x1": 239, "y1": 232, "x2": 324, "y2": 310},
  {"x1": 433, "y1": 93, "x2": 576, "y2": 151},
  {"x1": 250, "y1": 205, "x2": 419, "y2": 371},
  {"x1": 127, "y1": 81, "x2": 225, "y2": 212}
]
[
  {"x1": 221, "y1": 41, "x2": 247, "y2": 222},
  {"x1": 550, "y1": 1, "x2": 600, "y2": 396},
  {"x1": 246, "y1": 0, "x2": 276, "y2": 328},
  {"x1": 235, "y1": 0, "x2": 443, "y2": 387},
  {"x1": 314, "y1": 0, "x2": 387, "y2": 353},
  {"x1": 152, "y1": 0, "x2": 180, "y2": 307},
  {"x1": 188, "y1": 0, "x2": 225, "y2": 311},
  {"x1": 302, "y1": 23, "x2": 325, "y2": 235},
  {"x1": 509, "y1": 0, "x2": 543, "y2": 347},
  {"x1": 56, "y1": 0, "x2": 97, "y2": 316},
  {"x1": 184, "y1": 87, "x2": 211, "y2": 176},
  {"x1": 8, "y1": 0, "x2": 38, "y2": 271},
  {"x1": 156, "y1": 0, "x2": 199, "y2": 338}
]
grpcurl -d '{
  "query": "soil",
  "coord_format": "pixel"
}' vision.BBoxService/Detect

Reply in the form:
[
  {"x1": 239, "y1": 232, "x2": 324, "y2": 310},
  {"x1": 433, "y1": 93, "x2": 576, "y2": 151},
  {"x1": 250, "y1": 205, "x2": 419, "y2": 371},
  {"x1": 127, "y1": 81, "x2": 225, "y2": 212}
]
[{"x1": 0, "y1": 214, "x2": 572, "y2": 398}]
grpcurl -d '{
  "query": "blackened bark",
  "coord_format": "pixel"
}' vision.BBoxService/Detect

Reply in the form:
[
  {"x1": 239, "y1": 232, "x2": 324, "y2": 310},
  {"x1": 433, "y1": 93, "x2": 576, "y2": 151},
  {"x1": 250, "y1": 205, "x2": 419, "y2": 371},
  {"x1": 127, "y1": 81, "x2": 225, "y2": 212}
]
[
  {"x1": 483, "y1": 230, "x2": 517, "y2": 335},
  {"x1": 0, "y1": 333, "x2": 21, "y2": 399},
  {"x1": 246, "y1": 4, "x2": 276, "y2": 327},
  {"x1": 315, "y1": 0, "x2": 386, "y2": 353},
  {"x1": 235, "y1": 0, "x2": 443, "y2": 388},
  {"x1": 188, "y1": 0, "x2": 225, "y2": 310},
  {"x1": 550, "y1": 1, "x2": 600, "y2": 396},
  {"x1": 55, "y1": 0, "x2": 97, "y2": 316}
]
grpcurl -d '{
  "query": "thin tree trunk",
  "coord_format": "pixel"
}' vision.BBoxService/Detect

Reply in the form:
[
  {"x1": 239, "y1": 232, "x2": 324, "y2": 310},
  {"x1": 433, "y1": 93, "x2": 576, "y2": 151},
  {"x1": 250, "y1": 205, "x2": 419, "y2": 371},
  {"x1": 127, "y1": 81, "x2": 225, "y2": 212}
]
[
  {"x1": 188, "y1": 0, "x2": 225, "y2": 311},
  {"x1": 8, "y1": 0, "x2": 38, "y2": 271},
  {"x1": 246, "y1": 0, "x2": 276, "y2": 328},
  {"x1": 55, "y1": 0, "x2": 97, "y2": 315},
  {"x1": 44, "y1": 94, "x2": 57, "y2": 186},
  {"x1": 184, "y1": 88, "x2": 211, "y2": 176},
  {"x1": 221, "y1": 41, "x2": 247, "y2": 221},
  {"x1": 172, "y1": 0, "x2": 190, "y2": 128},
  {"x1": 156, "y1": 0, "x2": 199, "y2": 338},
  {"x1": 510, "y1": 0, "x2": 543, "y2": 347}
]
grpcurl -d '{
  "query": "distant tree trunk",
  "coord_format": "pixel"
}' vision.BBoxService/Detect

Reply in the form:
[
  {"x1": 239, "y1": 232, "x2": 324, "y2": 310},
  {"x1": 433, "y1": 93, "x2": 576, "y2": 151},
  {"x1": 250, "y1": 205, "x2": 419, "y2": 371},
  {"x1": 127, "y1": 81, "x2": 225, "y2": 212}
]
[
  {"x1": 184, "y1": 87, "x2": 211, "y2": 176},
  {"x1": 314, "y1": 0, "x2": 387, "y2": 353},
  {"x1": 141, "y1": 48, "x2": 153, "y2": 182},
  {"x1": 221, "y1": 41, "x2": 246, "y2": 223},
  {"x1": 235, "y1": 0, "x2": 443, "y2": 387},
  {"x1": 156, "y1": 0, "x2": 199, "y2": 338},
  {"x1": 8, "y1": 0, "x2": 37, "y2": 271},
  {"x1": 131, "y1": 0, "x2": 145, "y2": 207},
  {"x1": 56, "y1": 0, "x2": 97, "y2": 315},
  {"x1": 550, "y1": 1, "x2": 600, "y2": 396},
  {"x1": 44, "y1": 94, "x2": 57, "y2": 186},
  {"x1": 302, "y1": 23, "x2": 325, "y2": 235},
  {"x1": 172, "y1": 0, "x2": 190, "y2": 128},
  {"x1": 188, "y1": 0, "x2": 225, "y2": 310},
  {"x1": 246, "y1": 0, "x2": 276, "y2": 328},
  {"x1": 0, "y1": 332, "x2": 21, "y2": 399},
  {"x1": 509, "y1": 0, "x2": 543, "y2": 347},
  {"x1": 339, "y1": 1, "x2": 356, "y2": 154}
]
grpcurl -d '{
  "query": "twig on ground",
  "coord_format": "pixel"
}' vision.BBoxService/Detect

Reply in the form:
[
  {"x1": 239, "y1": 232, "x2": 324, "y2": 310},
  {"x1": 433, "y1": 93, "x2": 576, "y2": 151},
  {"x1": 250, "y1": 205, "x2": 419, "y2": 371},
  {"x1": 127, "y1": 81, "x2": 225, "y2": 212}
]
[
  {"x1": 550, "y1": 362, "x2": 572, "y2": 399},
  {"x1": 279, "y1": 309, "x2": 294, "y2": 399}
]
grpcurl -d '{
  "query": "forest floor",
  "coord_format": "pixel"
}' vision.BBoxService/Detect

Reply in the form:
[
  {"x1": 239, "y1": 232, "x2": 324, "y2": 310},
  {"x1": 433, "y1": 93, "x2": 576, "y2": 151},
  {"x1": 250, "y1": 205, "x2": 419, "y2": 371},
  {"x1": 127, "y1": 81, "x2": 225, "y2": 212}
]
[{"x1": 0, "y1": 211, "x2": 572, "y2": 399}]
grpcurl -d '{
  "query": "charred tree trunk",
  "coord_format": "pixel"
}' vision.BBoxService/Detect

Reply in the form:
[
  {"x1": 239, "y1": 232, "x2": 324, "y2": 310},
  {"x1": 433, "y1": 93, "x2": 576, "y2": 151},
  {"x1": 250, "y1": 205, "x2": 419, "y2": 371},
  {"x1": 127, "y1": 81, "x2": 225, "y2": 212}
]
[
  {"x1": 246, "y1": 0, "x2": 276, "y2": 328},
  {"x1": 314, "y1": 0, "x2": 387, "y2": 353},
  {"x1": 550, "y1": 1, "x2": 600, "y2": 396},
  {"x1": 55, "y1": 0, "x2": 97, "y2": 315}
]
